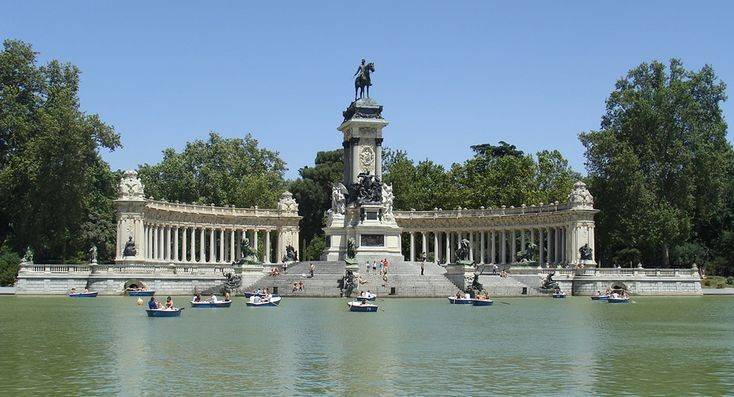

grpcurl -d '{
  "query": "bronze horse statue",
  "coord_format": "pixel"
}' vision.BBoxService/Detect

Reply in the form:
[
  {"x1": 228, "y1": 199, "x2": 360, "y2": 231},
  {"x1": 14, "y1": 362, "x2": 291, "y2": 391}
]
[{"x1": 354, "y1": 62, "x2": 375, "y2": 100}]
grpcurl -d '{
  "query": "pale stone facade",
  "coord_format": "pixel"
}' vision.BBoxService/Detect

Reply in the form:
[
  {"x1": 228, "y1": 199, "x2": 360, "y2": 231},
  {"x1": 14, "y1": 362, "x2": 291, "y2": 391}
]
[
  {"x1": 396, "y1": 181, "x2": 598, "y2": 266},
  {"x1": 322, "y1": 98, "x2": 403, "y2": 262},
  {"x1": 115, "y1": 171, "x2": 301, "y2": 266}
]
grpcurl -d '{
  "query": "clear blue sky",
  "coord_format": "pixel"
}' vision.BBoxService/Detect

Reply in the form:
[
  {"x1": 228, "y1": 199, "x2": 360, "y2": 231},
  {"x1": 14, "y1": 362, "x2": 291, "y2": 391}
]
[{"x1": 2, "y1": 1, "x2": 732, "y2": 178}]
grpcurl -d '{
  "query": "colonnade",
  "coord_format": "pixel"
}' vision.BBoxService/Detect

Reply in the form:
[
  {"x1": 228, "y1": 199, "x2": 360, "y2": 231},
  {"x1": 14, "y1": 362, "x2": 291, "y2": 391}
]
[
  {"x1": 404, "y1": 226, "x2": 570, "y2": 266},
  {"x1": 142, "y1": 224, "x2": 276, "y2": 264}
]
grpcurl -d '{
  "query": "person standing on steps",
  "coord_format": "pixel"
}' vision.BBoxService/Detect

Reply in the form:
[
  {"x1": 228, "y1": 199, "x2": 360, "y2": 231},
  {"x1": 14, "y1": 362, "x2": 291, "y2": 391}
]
[
  {"x1": 420, "y1": 252, "x2": 426, "y2": 276},
  {"x1": 309, "y1": 263, "x2": 315, "y2": 278}
]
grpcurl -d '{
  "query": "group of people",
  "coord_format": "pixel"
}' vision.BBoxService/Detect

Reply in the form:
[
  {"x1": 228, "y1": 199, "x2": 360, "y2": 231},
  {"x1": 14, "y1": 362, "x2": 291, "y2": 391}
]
[
  {"x1": 593, "y1": 288, "x2": 629, "y2": 298},
  {"x1": 291, "y1": 281, "x2": 305, "y2": 292},
  {"x1": 69, "y1": 287, "x2": 91, "y2": 294},
  {"x1": 364, "y1": 258, "x2": 390, "y2": 274},
  {"x1": 251, "y1": 288, "x2": 274, "y2": 303},
  {"x1": 268, "y1": 267, "x2": 281, "y2": 277},
  {"x1": 148, "y1": 296, "x2": 175, "y2": 310},
  {"x1": 192, "y1": 292, "x2": 231, "y2": 302}
]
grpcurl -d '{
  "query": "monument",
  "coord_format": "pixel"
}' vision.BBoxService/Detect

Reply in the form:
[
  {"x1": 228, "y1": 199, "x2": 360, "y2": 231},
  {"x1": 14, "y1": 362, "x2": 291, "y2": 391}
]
[{"x1": 322, "y1": 60, "x2": 403, "y2": 263}]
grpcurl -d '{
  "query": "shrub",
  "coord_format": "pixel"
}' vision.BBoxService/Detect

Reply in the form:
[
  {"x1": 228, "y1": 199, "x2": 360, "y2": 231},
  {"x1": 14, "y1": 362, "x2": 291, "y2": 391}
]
[
  {"x1": 727, "y1": 277, "x2": 734, "y2": 285},
  {"x1": 716, "y1": 283, "x2": 726, "y2": 289},
  {"x1": 703, "y1": 279, "x2": 711, "y2": 287},
  {"x1": 0, "y1": 245, "x2": 21, "y2": 286}
]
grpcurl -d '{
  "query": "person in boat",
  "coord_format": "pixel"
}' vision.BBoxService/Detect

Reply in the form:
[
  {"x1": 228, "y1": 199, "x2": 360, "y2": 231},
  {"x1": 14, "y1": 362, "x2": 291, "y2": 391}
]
[
  {"x1": 165, "y1": 296, "x2": 174, "y2": 310},
  {"x1": 194, "y1": 293, "x2": 202, "y2": 302},
  {"x1": 70, "y1": 287, "x2": 77, "y2": 294},
  {"x1": 224, "y1": 291, "x2": 231, "y2": 301},
  {"x1": 592, "y1": 290, "x2": 600, "y2": 297},
  {"x1": 455, "y1": 291, "x2": 462, "y2": 299},
  {"x1": 148, "y1": 296, "x2": 159, "y2": 309},
  {"x1": 209, "y1": 294, "x2": 218, "y2": 303},
  {"x1": 84, "y1": 288, "x2": 90, "y2": 293}
]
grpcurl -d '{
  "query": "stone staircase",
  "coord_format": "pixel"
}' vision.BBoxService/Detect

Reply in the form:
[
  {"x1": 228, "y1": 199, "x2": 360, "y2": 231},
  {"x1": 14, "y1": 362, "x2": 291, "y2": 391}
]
[{"x1": 244, "y1": 261, "x2": 346, "y2": 297}]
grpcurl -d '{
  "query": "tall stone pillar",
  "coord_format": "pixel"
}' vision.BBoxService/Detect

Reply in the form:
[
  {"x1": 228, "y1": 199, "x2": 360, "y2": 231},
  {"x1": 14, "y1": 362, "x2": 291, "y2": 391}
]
[
  {"x1": 490, "y1": 231, "x2": 496, "y2": 264},
  {"x1": 445, "y1": 232, "x2": 451, "y2": 263},
  {"x1": 434, "y1": 232, "x2": 440, "y2": 264},
  {"x1": 510, "y1": 230, "x2": 516, "y2": 263},
  {"x1": 200, "y1": 228, "x2": 206, "y2": 263},
  {"x1": 264, "y1": 230, "x2": 271, "y2": 263},
  {"x1": 409, "y1": 232, "x2": 415, "y2": 262},
  {"x1": 209, "y1": 228, "x2": 215, "y2": 263},
  {"x1": 114, "y1": 170, "x2": 147, "y2": 263},
  {"x1": 500, "y1": 230, "x2": 506, "y2": 264},
  {"x1": 480, "y1": 232, "x2": 485, "y2": 264},
  {"x1": 173, "y1": 225, "x2": 178, "y2": 262},
  {"x1": 546, "y1": 227, "x2": 552, "y2": 265}
]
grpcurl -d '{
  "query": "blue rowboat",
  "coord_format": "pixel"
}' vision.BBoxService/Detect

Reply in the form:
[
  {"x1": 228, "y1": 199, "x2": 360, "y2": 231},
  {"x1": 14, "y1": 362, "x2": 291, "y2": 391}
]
[
  {"x1": 348, "y1": 301, "x2": 378, "y2": 312},
  {"x1": 591, "y1": 295, "x2": 609, "y2": 301},
  {"x1": 246, "y1": 296, "x2": 281, "y2": 307},
  {"x1": 243, "y1": 291, "x2": 267, "y2": 298},
  {"x1": 68, "y1": 291, "x2": 98, "y2": 298},
  {"x1": 127, "y1": 290, "x2": 155, "y2": 297},
  {"x1": 190, "y1": 300, "x2": 232, "y2": 308},
  {"x1": 472, "y1": 299, "x2": 494, "y2": 306},
  {"x1": 552, "y1": 293, "x2": 567, "y2": 299},
  {"x1": 146, "y1": 308, "x2": 183, "y2": 317},
  {"x1": 607, "y1": 297, "x2": 630, "y2": 304},
  {"x1": 448, "y1": 296, "x2": 473, "y2": 304}
]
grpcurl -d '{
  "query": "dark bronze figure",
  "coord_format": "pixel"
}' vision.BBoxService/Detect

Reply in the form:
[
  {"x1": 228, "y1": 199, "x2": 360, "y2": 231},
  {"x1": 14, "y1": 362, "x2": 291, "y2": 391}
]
[{"x1": 354, "y1": 59, "x2": 375, "y2": 100}]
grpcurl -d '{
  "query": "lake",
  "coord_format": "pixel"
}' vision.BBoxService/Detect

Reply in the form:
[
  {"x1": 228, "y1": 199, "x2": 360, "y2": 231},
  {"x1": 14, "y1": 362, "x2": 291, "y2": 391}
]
[{"x1": 0, "y1": 296, "x2": 732, "y2": 396}]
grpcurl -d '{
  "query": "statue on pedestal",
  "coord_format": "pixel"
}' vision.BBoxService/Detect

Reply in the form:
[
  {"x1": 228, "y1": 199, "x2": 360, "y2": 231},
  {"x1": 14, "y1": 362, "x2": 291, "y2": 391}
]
[
  {"x1": 88, "y1": 245, "x2": 98, "y2": 264},
  {"x1": 541, "y1": 271, "x2": 559, "y2": 291},
  {"x1": 580, "y1": 244, "x2": 593, "y2": 261},
  {"x1": 516, "y1": 243, "x2": 537, "y2": 264},
  {"x1": 283, "y1": 244, "x2": 298, "y2": 263},
  {"x1": 345, "y1": 238, "x2": 358, "y2": 266},
  {"x1": 354, "y1": 59, "x2": 375, "y2": 100},
  {"x1": 331, "y1": 183, "x2": 348, "y2": 214},
  {"x1": 234, "y1": 237, "x2": 261, "y2": 265},
  {"x1": 123, "y1": 237, "x2": 137, "y2": 257},
  {"x1": 22, "y1": 246, "x2": 34, "y2": 263},
  {"x1": 455, "y1": 238, "x2": 472, "y2": 265}
]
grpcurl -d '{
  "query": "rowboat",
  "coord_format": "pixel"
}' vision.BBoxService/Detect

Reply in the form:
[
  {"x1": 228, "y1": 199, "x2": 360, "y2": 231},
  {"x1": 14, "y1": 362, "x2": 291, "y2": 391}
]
[
  {"x1": 68, "y1": 291, "x2": 98, "y2": 298},
  {"x1": 355, "y1": 292, "x2": 377, "y2": 301},
  {"x1": 472, "y1": 299, "x2": 494, "y2": 306},
  {"x1": 607, "y1": 296, "x2": 630, "y2": 304},
  {"x1": 243, "y1": 291, "x2": 267, "y2": 298},
  {"x1": 448, "y1": 296, "x2": 474, "y2": 304},
  {"x1": 245, "y1": 296, "x2": 281, "y2": 307},
  {"x1": 348, "y1": 301, "x2": 378, "y2": 312},
  {"x1": 591, "y1": 295, "x2": 609, "y2": 301},
  {"x1": 126, "y1": 289, "x2": 155, "y2": 297},
  {"x1": 190, "y1": 300, "x2": 232, "y2": 308},
  {"x1": 146, "y1": 308, "x2": 183, "y2": 317},
  {"x1": 552, "y1": 292, "x2": 567, "y2": 299}
]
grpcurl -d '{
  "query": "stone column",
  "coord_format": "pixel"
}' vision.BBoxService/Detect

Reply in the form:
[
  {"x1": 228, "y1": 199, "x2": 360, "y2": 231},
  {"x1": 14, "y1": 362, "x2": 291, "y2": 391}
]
[
  {"x1": 156, "y1": 226, "x2": 162, "y2": 260},
  {"x1": 200, "y1": 228, "x2": 206, "y2": 263},
  {"x1": 490, "y1": 231, "x2": 496, "y2": 263},
  {"x1": 546, "y1": 227, "x2": 552, "y2": 265},
  {"x1": 209, "y1": 228, "x2": 215, "y2": 263},
  {"x1": 434, "y1": 232, "x2": 440, "y2": 264},
  {"x1": 342, "y1": 140, "x2": 351, "y2": 185},
  {"x1": 253, "y1": 229, "x2": 259, "y2": 261},
  {"x1": 445, "y1": 232, "x2": 451, "y2": 263},
  {"x1": 182, "y1": 227, "x2": 188, "y2": 262},
  {"x1": 521, "y1": 229, "x2": 526, "y2": 253},
  {"x1": 264, "y1": 230, "x2": 271, "y2": 263},
  {"x1": 480, "y1": 232, "x2": 485, "y2": 264},
  {"x1": 218, "y1": 228, "x2": 224, "y2": 263},
  {"x1": 421, "y1": 232, "x2": 428, "y2": 261},
  {"x1": 469, "y1": 232, "x2": 476, "y2": 263},
  {"x1": 375, "y1": 138, "x2": 383, "y2": 179},
  {"x1": 351, "y1": 137, "x2": 360, "y2": 183},
  {"x1": 538, "y1": 228, "x2": 544, "y2": 266},
  {"x1": 172, "y1": 226, "x2": 178, "y2": 262},
  {"x1": 500, "y1": 230, "x2": 506, "y2": 264},
  {"x1": 229, "y1": 229, "x2": 235, "y2": 262},
  {"x1": 409, "y1": 232, "x2": 416, "y2": 262},
  {"x1": 510, "y1": 229, "x2": 516, "y2": 263}
]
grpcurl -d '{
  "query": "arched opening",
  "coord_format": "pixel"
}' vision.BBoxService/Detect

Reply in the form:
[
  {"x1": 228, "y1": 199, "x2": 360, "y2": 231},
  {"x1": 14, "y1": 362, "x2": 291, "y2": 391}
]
[{"x1": 124, "y1": 279, "x2": 147, "y2": 290}]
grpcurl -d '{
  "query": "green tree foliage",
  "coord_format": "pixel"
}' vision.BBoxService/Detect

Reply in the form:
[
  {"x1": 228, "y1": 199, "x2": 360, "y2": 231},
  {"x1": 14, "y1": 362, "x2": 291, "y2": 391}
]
[
  {"x1": 383, "y1": 145, "x2": 577, "y2": 211},
  {"x1": 0, "y1": 40, "x2": 121, "y2": 262},
  {"x1": 138, "y1": 133, "x2": 287, "y2": 208},
  {"x1": 0, "y1": 242, "x2": 21, "y2": 286},
  {"x1": 289, "y1": 150, "x2": 343, "y2": 260},
  {"x1": 580, "y1": 59, "x2": 731, "y2": 268}
]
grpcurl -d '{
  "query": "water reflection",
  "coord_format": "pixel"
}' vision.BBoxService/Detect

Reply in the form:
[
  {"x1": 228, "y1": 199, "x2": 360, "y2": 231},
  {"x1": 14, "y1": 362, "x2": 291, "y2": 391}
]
[{"x1": 0, "y1": 296, "x2": 732, "y2": 395}]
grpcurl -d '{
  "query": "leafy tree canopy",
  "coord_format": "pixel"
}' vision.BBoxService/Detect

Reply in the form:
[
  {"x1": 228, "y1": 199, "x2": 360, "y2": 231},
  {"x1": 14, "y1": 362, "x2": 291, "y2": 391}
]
[
  {"x1": 138, "y1": 132, "x2": 287, "y2": 208},
  {"x1": 580, "y1": 59, "x2": 731, "y2": 267},
  {"x1": 0, "y1": 39, "x2": 120, "y2": 262}
]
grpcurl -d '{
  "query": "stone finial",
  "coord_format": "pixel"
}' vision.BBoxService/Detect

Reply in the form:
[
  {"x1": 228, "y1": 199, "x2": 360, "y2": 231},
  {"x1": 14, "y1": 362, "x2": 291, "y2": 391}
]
[
  {"x1": 118, "y1": 170, "x2": 145, "y2": 200},
  {"x1": 568, "y1": 181, "x2": 594, "y2": 209},
  {"x1": 278, "y1": 191, "x2": 299, "y2": 213}
]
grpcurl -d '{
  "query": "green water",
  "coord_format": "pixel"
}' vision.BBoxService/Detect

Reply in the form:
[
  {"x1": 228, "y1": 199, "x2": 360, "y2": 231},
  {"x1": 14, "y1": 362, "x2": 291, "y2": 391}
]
[{"x1": 0, "y1": 296, "x2": 732, "y2": 396}]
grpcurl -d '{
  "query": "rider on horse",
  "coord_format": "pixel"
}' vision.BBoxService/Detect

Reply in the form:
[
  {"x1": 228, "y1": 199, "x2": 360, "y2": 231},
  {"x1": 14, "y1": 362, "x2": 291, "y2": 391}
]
[{"x1": 354, "y1": 59, "x2": 374, "y2": 100}]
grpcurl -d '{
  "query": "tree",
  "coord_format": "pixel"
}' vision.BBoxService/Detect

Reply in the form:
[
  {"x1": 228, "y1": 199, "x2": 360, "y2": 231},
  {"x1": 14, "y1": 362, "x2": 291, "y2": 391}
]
[
  {"x1": 0, "y1": 40, "x2": 121, "y2": 262},
  {"x1": 382, "y1": 148, "x2": 460, "y2": 211},
  {"x1": 138, "y1": 133, "x2": 287, "y2": 208},
  {"x1": 580, "y1": 59, "x2": 731, "y2": 267},
  {"x1": 289, "y1": 149, "x2": 343, "y2": 259}
]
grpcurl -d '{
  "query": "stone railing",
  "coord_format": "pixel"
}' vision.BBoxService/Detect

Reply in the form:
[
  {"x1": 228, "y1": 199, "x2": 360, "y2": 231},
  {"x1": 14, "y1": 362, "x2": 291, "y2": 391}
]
[
  {"x1": 18, "y1": 262, "x2": 240, "y2": 277},
  {"x1": 508, "y1": 266, "x2": 700, "y2": 278},
  {"x1": 394, "y1": 202, "x2": 571, "y2": 219},
  {"x1": 146, "y1": 200, "x2": 299, "y2": 218}
]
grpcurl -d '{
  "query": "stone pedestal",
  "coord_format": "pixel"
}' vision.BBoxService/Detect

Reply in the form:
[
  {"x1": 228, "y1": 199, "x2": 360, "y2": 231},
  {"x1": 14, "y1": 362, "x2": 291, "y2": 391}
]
[{"x1": 322, "y1": 98, "x2": 402, "y2": 263}]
